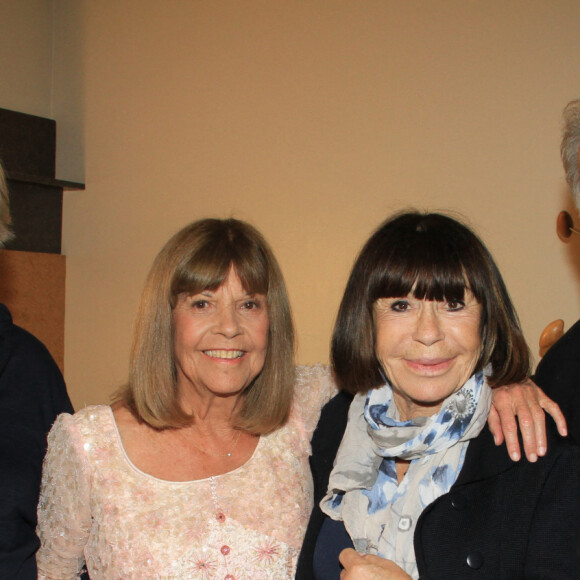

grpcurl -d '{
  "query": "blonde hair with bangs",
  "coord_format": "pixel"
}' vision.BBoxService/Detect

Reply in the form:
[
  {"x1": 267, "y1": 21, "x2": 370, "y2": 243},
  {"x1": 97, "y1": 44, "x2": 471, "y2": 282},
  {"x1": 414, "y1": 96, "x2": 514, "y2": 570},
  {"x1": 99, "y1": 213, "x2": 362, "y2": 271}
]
[{"x1": 117, "y1": 218, "x2": 295, "y2": 434}]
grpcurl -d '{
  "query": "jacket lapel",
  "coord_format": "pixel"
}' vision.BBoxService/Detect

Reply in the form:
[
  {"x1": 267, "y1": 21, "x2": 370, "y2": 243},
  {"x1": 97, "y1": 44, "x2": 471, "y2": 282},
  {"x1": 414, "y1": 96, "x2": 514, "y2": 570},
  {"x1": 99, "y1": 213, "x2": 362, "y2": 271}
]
[{"x1": 454, "y1": 425, "x2": 515, "y2": 486}]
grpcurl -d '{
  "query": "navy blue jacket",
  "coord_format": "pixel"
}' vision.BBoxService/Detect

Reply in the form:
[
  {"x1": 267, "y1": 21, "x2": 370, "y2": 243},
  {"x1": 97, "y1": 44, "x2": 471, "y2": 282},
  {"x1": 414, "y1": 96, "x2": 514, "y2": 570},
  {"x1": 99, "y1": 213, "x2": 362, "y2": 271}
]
[
  {"x1": 296, "y1": 390, "x2": 580, "y2": 579},
  {"x1": 0, "y1": 304, "x2": 73, "y2": 579}
]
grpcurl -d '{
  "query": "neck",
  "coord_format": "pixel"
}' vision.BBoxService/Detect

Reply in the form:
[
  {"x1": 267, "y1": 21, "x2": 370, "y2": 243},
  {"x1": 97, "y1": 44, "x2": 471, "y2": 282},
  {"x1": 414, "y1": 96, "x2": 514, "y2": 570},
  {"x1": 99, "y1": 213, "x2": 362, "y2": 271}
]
[
  {"x1": 393, "y1": 394, "x2": 444, "y2": 422},
  {"x1": 177, "y1": 386, "x2": 242, "y2": 427}
]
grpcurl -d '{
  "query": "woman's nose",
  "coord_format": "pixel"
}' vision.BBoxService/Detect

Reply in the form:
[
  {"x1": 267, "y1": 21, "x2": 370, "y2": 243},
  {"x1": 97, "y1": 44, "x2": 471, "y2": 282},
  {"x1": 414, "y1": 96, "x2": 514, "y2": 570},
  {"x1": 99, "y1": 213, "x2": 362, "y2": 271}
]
[
  {"x1": 214, "y1": 306, "x2": 241, "y2": 337},
  {"x1": 412, "y1": 305, "x2": 444, "y2": 345}
]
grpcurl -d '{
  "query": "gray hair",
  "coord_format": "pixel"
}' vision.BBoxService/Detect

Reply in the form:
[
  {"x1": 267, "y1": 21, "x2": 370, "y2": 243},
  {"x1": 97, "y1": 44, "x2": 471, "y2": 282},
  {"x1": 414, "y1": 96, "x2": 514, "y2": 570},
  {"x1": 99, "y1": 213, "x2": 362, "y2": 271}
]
[
  {"x1": 0, "y1": 164, "x2": 13, "y2": 245},
  {"x1": 561, "y1": 98, "x2": 580, "y2": 209}
]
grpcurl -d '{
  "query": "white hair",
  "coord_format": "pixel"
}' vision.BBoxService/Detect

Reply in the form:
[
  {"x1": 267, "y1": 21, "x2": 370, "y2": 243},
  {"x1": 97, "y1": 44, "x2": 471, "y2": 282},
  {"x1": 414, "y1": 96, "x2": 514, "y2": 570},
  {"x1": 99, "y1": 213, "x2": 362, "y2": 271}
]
[
  {"x1": 561, "y1": 98, "x2": 580, "y2": 209},
  {"x1": 0, "y1": 164, "x2": 13, "y2": 246}
]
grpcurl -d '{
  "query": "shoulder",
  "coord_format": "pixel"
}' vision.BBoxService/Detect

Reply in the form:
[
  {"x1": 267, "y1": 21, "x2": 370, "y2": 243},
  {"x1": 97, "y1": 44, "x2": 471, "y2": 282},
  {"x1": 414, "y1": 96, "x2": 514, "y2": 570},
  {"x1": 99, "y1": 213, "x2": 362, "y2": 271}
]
[
  {"x1": 460, "y1": 420, "x2": 580, "y2": 491},
  {"x1": 534, "y1": 321, "x2": 580, "y2": 443},
  {"x1": 295, "y1": 363, "x2": 333, "y2": 389},
  {"x1": 50, "y1": 405, "x2": 113, "y2": 443},
  {"x1": 291, "y1": 364, "x2": 337, "y2": 426},
  {"x1": 310, "y1": 390, "x2": 353, "y2": 463},
  {"x1": 0, "y1": 306, "x2": 73, "y2": 419},
  {"x1": 542, "y1": 427, "x2": 580, "y2": 476},
  {"x1": 110, "y1": 403, "x2": 154, "y2": 452},
  {"x1": 0, "y1": 306, "x2": 58, "y2": 370},
  {"x1": 317, "y1": 390, "x2": 353, "y2": 427},
  {"x1": 46, "y1": 406, "x2": 117, "y2": 480},
  {"x1": 70, "y1": 404, "x2": 114, "y2": 429}
]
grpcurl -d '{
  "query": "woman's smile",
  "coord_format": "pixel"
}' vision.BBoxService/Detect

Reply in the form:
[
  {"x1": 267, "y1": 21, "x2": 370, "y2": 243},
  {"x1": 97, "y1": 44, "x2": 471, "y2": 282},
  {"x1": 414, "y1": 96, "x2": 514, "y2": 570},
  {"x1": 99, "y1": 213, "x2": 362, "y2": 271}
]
[
  {"x1": 403, "y1": 356, "x2": 456, "y2": 374},
  {"x1": 203, "y1": 349, "x2": 246, "y2": 360}
]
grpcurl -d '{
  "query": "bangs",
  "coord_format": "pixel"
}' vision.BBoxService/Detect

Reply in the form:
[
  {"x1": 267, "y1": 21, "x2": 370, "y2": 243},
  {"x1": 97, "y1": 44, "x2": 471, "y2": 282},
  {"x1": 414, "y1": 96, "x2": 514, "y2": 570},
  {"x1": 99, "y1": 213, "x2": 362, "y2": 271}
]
[
  {"x1": 170, "y1": 233, "x2": 269, "y2": 302},
  {"x1": 368, "y1": 225, "x2": 476, "y2": 303}
]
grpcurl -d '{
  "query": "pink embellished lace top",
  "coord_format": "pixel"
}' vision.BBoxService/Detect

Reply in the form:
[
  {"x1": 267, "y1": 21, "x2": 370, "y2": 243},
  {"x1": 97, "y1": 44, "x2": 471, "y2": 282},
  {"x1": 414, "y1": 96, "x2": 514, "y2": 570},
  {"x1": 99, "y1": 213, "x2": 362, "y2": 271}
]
[{"x1": 36, "y1": 365, "x2": 335, "y2": 579}]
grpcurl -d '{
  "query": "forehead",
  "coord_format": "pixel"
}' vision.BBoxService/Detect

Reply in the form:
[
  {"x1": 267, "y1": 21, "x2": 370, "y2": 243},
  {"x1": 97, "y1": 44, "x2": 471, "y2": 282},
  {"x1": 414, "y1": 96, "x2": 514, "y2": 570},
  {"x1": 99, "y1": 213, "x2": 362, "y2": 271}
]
[
  {"x1": 175, "y1": 258, "x2": 267, "y2": 296},
  {"x1": 203, "y1": 269, "x2": 255, "y2": 295}
]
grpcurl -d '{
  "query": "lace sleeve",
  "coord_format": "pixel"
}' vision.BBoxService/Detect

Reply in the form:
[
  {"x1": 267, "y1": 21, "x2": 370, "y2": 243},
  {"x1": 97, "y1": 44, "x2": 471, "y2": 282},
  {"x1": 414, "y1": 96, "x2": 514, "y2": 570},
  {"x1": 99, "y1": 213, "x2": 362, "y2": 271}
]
[
  {"x1": 36, "y1": 413, "x2": 92, "y2": 579},
  {"x1": 293, "y1": 364, "x2": 338, "y2": 438}
]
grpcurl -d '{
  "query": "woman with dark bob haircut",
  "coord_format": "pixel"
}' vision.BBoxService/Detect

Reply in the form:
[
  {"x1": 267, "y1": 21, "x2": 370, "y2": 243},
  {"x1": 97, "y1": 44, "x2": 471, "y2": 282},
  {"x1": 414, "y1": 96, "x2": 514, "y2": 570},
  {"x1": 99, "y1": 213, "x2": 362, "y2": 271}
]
[
  {"x1": 332, "y1": 211, "x2": 529, "y2": 394},
  {"x1": 297, "y1": 211, "x2": 580, "y2": 579},
  {"x1": 36, "y1": 217, "x2": 561, "y2": 579}
]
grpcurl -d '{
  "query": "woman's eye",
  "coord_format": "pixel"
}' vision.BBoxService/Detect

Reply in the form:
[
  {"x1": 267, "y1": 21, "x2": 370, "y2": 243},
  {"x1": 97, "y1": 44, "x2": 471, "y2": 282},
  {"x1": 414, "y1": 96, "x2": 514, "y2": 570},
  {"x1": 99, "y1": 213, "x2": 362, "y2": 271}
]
[
  {"x1": 242, "y1": 299, "x2": 262, "y2": 310},
  {"x1": 446, "y1": 300, "x2": 465, "y2": 311},
  {"x1": 191, "y1": 299, "x2": 209, "y2": 309},
  {"x1": 391, "y1": 300, "x2": 410, "y2": 312}
]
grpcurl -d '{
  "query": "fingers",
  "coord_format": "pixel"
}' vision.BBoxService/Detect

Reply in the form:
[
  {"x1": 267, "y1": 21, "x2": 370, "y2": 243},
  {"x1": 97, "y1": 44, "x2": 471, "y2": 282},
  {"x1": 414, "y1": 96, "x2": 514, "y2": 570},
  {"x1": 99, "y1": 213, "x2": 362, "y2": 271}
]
[
  {"x1": 490, "y1": 385, "x2": 525, "y2": 461},
  {"x1": 519, "y1": 396, "x2": 545, "y2": 461},
  {"x1": 339, "y1": 548, "x2": 360, "y2": 569},
  {"x1": 339, "y1": 549, "x2": 363, "y2": 580},
  {"x1": 490, "y1": 380, "x2": 567, "y2": 463},
  {"x1": 534, "y1": 384, "x2": 568, "y2": 437},
  {"x1": 339, "y1": 549, "x2": 413, "y2": 579},
  {"x1": 487, "y1": 405, "x2": 504, "y2": 446}
]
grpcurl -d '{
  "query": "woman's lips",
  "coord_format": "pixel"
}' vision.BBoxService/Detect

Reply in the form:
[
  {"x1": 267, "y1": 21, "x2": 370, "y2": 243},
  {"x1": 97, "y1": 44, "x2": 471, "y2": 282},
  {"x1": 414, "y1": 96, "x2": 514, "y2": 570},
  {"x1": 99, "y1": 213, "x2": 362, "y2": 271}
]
[
  {"x1": 404, "y1": 357, "x2": 454, "y2": 374},
  {"x1": 203, "y1": 349, "x2": 245, "y2": 360}
]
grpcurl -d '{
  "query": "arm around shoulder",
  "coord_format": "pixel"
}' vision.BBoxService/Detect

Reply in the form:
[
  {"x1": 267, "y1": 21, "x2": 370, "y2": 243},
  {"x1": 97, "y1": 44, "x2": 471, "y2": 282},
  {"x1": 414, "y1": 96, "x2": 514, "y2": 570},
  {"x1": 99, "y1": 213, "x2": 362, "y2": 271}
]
[{"x1": 293, "y1": 364, "x2": 338, "y2": 435}]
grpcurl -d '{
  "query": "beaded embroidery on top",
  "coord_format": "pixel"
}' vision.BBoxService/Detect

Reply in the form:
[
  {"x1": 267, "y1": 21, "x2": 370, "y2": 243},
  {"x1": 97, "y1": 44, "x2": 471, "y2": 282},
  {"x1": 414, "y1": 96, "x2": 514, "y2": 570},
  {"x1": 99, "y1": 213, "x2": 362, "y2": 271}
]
[{"x1": 36, "y1": 365, "x2": 336, "y2": 579}]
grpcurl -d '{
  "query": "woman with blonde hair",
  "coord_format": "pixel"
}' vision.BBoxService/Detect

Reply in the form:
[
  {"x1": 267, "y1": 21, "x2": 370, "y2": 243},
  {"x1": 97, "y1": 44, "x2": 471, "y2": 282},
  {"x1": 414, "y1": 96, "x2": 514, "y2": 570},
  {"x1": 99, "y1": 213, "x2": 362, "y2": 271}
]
[{"x1": 37, "y1": 218, "x2": 336, "y2": 579}]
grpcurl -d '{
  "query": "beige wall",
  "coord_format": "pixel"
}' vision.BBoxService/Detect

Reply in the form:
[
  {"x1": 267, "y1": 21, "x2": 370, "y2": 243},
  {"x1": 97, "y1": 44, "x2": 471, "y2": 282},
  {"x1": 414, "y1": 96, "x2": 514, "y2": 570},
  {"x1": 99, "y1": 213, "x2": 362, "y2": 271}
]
[
  {"x1": 3, "y1": 1, "x2": 580, "y2": 409},
  {"x1": 0, "y1": 1, "x2": 53, "y2": 118}
]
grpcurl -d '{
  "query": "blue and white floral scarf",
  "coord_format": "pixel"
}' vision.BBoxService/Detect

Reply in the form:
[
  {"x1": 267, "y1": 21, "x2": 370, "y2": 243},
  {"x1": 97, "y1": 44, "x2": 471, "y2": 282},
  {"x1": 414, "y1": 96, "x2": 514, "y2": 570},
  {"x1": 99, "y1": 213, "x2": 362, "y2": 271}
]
[{"x1": 320, "y1": 371, "x2": 491, "y2": 579}]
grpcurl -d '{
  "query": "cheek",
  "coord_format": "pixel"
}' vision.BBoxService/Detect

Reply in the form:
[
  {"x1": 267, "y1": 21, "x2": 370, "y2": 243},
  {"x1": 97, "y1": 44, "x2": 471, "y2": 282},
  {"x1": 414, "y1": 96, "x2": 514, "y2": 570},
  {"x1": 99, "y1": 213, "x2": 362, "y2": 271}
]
[
  {"x1": 374, "y1": 328, "x2": 400, "y2": 364},
  {"x1": 459, "y1": 325, "x2": 483, "y2": 362},
  {"x1": 247, "y1": 316, "x2": 270, "y2": 358},
  {"x1": 172, "y1": 312, "x2": 204, "y2": 353},
  {"x1": 258, "y1": 321, "x2": 270, "y2": 352},
  {"x1": 376, "y1": 317, "x2": 405, "y2": 347},
  {"x1": 172, "y1": 323, "x2": 188, "y2": 351}
]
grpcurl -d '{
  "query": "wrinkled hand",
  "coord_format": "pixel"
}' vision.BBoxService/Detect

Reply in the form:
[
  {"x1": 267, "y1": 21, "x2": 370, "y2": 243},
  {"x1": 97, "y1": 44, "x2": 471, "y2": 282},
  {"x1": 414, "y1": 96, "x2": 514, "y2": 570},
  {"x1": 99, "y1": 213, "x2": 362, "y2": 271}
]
[
  {"x1": 488, "y1": 379, "x2": 567, "y2": 462},
  {"x1": 339, "y1": 549, "x2": 412, "y2": 580}
]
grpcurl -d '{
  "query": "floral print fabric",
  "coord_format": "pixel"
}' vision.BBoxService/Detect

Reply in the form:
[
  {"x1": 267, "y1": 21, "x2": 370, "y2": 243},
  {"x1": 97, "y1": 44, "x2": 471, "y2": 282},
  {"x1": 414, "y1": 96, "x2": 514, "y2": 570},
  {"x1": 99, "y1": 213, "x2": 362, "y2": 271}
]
[
  {"x1": 36, "y1": 365, "x2": 335, "y2": 580},
  {"x1": 321, "y1": 371, "x2": 492, "y2": 579}
]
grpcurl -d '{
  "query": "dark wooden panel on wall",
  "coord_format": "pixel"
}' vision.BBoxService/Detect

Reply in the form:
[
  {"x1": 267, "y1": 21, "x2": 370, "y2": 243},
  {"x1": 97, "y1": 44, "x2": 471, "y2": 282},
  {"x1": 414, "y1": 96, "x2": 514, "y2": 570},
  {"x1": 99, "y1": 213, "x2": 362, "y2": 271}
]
[
  {"x1": 0, "y1": 250, "x2": 65, "y2": 371},
  {"x1": 0, "y1": 107, "x2": 84, "y2": 370},
  {"x1": 5, "y1": 180, "x2": 63, "y2": 253},
  {"x1": 0, "y1": 107, "x2": 83, "y2": 254},
  {"x1": 0, "y1": 108, "x2": 56, "y2": 177}
]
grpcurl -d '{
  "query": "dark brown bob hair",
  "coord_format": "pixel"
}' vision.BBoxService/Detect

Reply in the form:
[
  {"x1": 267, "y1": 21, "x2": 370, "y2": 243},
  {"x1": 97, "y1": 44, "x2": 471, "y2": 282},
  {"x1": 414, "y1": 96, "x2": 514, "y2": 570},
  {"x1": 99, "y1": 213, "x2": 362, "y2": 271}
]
[
  {"x1": 117, "y1": 218, "x2": 295, "y2": 434},
  {"x1": 331, "y1": 211, "x2": 530, "y2": 394}
]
